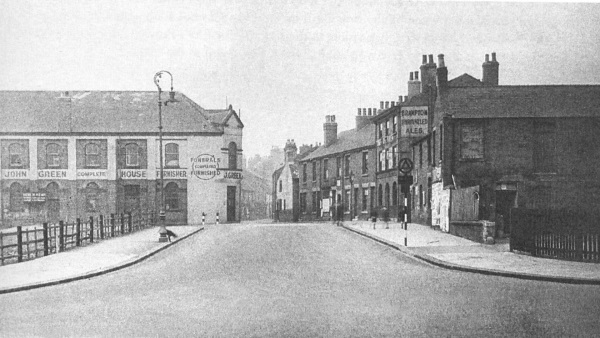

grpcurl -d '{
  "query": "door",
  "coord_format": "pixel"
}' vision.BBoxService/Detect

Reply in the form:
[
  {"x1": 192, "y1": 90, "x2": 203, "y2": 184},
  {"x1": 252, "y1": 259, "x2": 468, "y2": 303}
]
[
  {"x1": 227, "y1": 186, "x2": 237, "y2": 222},
  {"x1": 495, "y1": 190, "x2": 516, "y2": 236},
  {"x1": 124, "y1": 185, "x2": 141, "y2": 217}
]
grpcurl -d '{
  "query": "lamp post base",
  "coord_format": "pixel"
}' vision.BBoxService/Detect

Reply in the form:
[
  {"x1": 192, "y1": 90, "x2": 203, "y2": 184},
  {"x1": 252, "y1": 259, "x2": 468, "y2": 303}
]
[{"x1": 158, "y1": 211, "x2": 168, "y2": 242}]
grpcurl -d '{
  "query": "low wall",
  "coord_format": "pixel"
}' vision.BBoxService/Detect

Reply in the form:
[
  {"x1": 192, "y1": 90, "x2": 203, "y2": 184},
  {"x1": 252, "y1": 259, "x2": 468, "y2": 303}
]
[{"x1": 449, "y1": 221, "x2": 496, "y2": 244}]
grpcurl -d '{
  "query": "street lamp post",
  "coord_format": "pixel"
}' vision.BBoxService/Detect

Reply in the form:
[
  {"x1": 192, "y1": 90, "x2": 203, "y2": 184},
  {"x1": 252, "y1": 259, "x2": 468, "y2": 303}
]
[{"x1": 153, "y1": 70, "x2": 177, "y2": 242}]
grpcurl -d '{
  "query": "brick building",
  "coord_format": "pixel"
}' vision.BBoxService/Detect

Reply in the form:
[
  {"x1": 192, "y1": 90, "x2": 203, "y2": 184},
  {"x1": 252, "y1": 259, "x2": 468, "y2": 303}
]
[
  {"x1": 410, "y1": 53, "x2": 600, "y2": 235},
  {"x1": 298, "y1": 112, "x2": 377, "y2": 221},
  {"x1": 0, "y1": 91, "x2": 243, "y2": 228}
]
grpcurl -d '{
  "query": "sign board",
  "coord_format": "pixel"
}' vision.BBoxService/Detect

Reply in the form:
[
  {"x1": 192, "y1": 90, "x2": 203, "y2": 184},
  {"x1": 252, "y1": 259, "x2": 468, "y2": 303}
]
[
  {"x1": 222, "y1": 170, "x2": 243, "y2": 180},
  {"x1": 77, "y1": 169, "x2": 108, "y2": 180},
  {"x1": 2, "y1": 169, "x2": 29, "y2": 179},
  {"x1": 191, "y1": 154, "x2": 221, "y2": 180},
  {"x1": 399, "y1": 158, "x2": 414, "y2": 174},
  {"x1": 400, "y1": 106, "x2": 428, "y2": 137},
  {"x1": 156, "y1": 169, "x2": 188, "y2": 179},
  {"x1": 23, "y1": 192, "x2": 46, "y2": 203},
  {"x1": 38, "y1": 170, "x2": 68, "y2": 179},
  {"x1": 119, "y1": 169, "x2": 148, "y2": 179}
]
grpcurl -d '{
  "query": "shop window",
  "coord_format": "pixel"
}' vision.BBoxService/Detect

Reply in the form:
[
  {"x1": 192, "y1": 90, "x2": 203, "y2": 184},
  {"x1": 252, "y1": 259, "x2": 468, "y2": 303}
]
[
  {"x1": 9, "y1": 143, "x2": 24, "y2": 168},
  {"x1": 85, "y1": 143, "x2": 101, "y2": 167},
  {"x1": 228, "y1": 142, "x2": 237, "y2": 170},
  {"x1": 125, "y1": 143, "x2": 139, "y2": 167},
  {"x1": 165, "y1": 182, "x2": 179, "y2": 210},
  {"x1": 165, "y1": 143, "x2": 179, "y2": 167},
  {"x1": 9, "y1": 182, "x2": 24, "y2": 212},
  {"x1": 85, "y1": 182, "x2": 100, "y2": 212}
]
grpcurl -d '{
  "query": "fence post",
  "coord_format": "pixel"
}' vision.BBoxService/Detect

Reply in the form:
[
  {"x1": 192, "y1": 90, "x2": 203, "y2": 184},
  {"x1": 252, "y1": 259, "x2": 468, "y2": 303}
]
[
  {"x1": 17, "y1": 226, "x2": 23, "y2": 263},
  {"x1": 110, "y1": 214, "x2": 115, "y2": 237},
  {"x1": 128, "y1": 213, "x2": 132, "y2": 233},
  {"x1": 99, "y1": 215, "x2": 104, "y2": 239},
  {"x1": 43, "y1": 223, "x2": 49, "y2": 256},
  {"x1": 120, "y1": 213, "x2": 125, "y2": 235},
  {"x1": 89, "y1": 216, "x2": 94, "y2": 243},
  {"x1": 59, "y1": 221, "x2": 65, "y2": 252},
  {"x1": 76, "y1": 218, "x2": 81, "y2": 247}
]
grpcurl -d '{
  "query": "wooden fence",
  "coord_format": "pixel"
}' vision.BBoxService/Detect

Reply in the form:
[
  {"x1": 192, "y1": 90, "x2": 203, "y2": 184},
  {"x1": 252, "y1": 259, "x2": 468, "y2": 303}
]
[
  {"x1": 510, "y1": 208, "x2": 600, "y2": 262},
  {"x1": 0, "y1": 211, "x2": 156, "y2": 266}
]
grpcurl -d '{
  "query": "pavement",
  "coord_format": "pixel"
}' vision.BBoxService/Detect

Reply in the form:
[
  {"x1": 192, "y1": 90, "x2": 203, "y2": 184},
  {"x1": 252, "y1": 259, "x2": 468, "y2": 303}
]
[
  {"x1": 342, "y1": 220, "x2": 600, "y2": 285},
  {"x1": 0, "y1": 225, "x2": 203, "y2": 294},
  {"x1": 1, "y1": 220, "x2": 600, "y2": 295}
]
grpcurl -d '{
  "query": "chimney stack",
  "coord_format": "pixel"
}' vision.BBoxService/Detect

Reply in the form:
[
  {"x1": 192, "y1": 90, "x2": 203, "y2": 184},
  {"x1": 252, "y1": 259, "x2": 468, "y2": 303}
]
[
  {"x1": 420, "y1": 54, "x2": 437, "y2": 95},
  {"x1": 356, "y1": 108, "x2": 371, "y2": 130},
  {"x1": 284, "y1": 139, "x2": 298, "y2": 163},
  {"x1": 482, "y1": 52, "x2": 499, "y2": 86},
  {"x1": 385, "y1": 101, "x2": 390, "y2": 109},
  {"x1": 436, "y1": 54, "x2": 448, "y2": 99},
  {"x1": 408, "y1": 71, "x2": 422, "y2": 99},
  {"x1": 324, "y1": 115, "x2": 338, "y2": 147}
]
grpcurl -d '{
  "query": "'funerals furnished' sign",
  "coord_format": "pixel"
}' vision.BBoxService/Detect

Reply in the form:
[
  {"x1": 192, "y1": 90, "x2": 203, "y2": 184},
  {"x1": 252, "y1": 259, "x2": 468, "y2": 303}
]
[{"x1": 191, "y1": 154, "x2": 221, "y2": 180}]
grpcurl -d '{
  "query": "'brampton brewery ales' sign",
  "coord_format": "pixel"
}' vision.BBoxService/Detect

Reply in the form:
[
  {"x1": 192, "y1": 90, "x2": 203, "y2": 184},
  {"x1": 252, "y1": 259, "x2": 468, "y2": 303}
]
[
  {"x1": 400, "y1": 106, "x2": 428, "y2": 136},
  {"x1": 191, "y1": 154, "x2": 220, "y2": 180}
]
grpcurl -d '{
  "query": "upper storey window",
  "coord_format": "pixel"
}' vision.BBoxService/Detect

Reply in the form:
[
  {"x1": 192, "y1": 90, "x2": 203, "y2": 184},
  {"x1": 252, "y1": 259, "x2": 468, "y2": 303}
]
[
  {"x1": 9, "y1": 143, "x2": 24, "y2": 167},
  {"x1": 46, "y1": 143, "x2": 61, "y2": 168},
  {"x1": 228, "y1": 142, "x2": 237, "y2": 170},
  {"x1": 85, "y1": 143, "x2": 101, "y2": 167},
  {"x1": 165, "y1": 143, "x2": 179, "y2": 168},
  {"x1": 125, "y1": 143, "x2": 140, "y2": 167}
]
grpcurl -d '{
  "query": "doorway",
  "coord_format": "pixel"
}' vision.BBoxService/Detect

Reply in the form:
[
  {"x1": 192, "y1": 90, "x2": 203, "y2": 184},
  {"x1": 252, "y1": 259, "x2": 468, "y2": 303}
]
[
  {"x1": 227, "y1": 186, "x2": 237, "y2": 222},
  {"x1": 124, "y1": 185, "x2": 141, "y2": 216},
  {"x1": 495, "y1": 190, "x2": 517, "y2": 236}
]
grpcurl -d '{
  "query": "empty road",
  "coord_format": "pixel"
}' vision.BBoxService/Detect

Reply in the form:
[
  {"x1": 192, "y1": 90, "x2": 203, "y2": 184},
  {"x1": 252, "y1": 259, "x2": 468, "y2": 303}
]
[{"x1": 1, "y1": 223, "x2": 599, "y2": 337}]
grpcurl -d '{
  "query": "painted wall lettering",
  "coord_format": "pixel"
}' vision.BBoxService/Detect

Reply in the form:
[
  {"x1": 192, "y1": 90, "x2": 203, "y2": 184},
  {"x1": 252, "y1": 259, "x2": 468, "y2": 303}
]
[
  {"x1": 119, "y1": 169, "x2": 147, "y2": 179},
  {"x1": 400, "y1": 106, "x2": 429, "y2": 137},
  {"x1": 191, "y1": 154, "x2": 221, "y2": 180},
  {"x1": 38, "y1": 170, "x2": 68, "y2": 179}
]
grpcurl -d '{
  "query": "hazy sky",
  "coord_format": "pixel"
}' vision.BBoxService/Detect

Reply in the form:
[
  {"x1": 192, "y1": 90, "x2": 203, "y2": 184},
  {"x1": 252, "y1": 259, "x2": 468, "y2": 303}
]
[{"x1": 2, "y1": 0, "x2": 600, "y2": 157}]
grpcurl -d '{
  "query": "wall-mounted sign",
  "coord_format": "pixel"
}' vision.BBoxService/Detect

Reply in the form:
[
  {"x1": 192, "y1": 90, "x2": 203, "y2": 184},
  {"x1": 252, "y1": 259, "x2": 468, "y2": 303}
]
[
  {"x1": 156, "y1": 169, "x2": 188, "y2": 179},
  {"x1": 2, "y1": 169, "x2": 29, "y2": 179},
  {"x1": 119, "y1": 169, "x2": 147, "y2": 179},
  {"x1": 400, "y1": 106, "x2": 428, "y2": 136},
  {"x1": 222, "y1": 170, "x2": 243, "y2": 180},
  {"x1": 23, "y1": 192, "x2": 46, "y2": 202},
  {"x1": 191, "y1": 154, "x2": 221, "y2": 180},
  {"x1": 77, "y1": 169, "x2": 108, "y2": 180},
  {"x1": 38, "y1": 170, "x2": 68, "y2": 179}
]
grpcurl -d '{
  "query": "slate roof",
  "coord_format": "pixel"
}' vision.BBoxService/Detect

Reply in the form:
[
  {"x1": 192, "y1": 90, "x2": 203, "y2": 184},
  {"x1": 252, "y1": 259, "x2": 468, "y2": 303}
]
[
  {"x1": 0, "y1": 91, "x2": 231, "y2": 134},
  {"x1": 443, "y1": 85, "x2": 600, "y2": 119},
  {"x1": 448, "y1": 73, "x2": 483, "y2": 87},
  {"x1": 301, "y1": 124, "x2": 375, "y2": 162}
]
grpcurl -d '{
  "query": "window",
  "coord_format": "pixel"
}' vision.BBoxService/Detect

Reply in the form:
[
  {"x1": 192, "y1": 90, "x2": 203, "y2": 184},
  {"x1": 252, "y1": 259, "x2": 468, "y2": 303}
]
[
  {"x1": 378, "y1": 123, "x2": 383, "y2": 139},
  {"x1": 427, "y1": 138, "x2": 431, "y2": 165},
  {"x1": 85, "y1": 183, "x2": 100, "y2": 212},
  {"x1": 392, "y1": 146, "x2": 397, "y2": 168},
  {"x1": 165, "y1": 182, "x2": 179, "y2": 210},
  {"x1": 362, "y1": 188, "x2": 368, "y2": 211},
  {"x1": 228, "y1": 142, "x2": 237, "y2": 170},
  {"x1": 419, "y1": 185, "x2": 423, "y2": 208},
  {"x1": 432, "y1": 131, "x2": 436, "y2": 166},
  {"x1": 533, "y1": 120, "x2": 556, "y2": 173},
  {"x1": 85, "y1": 143, "x2": 101, "y2": 167},
  {"x1": 46, "y1": 143, "x2": 60, "y2": 168},
  {"x1": 300, "y1": 193, "x2": 307, "y2": 213},
  {"x1": 419, "y1": 143, "x2": 423, "y2": 168},
  {"x1": 385, "y1": 183, "x2": 390, "y2": 207},
  {"x1": 392, "y1": 116, "x2": 397, "y2": 134},
  {"x1": 302, "y1": 163, "x2": 307, "y2": 182},
  {"x1": 392, "y1": 182, "x2": 398, "y2": 206},
  {"x1": 279, "y1": 180, "x2": 282, "y2": 192},
  {"x1": 312, "y1": 162, "x2": 317, "y2": 181},
  {"x1": 460, "y1": 123, "x2": 484, "y2": 160},
  {"x1": 336, "y1": 157, "x2": 342, "y2": 177},
  {"x1": 345, "y1": 189, "x2": 350, "y2": 211},
  {"x1": 385, "y1": 120, "x2": 390, "y2": 136},
  {"x1": 312, "y1": 191, "x2": 317, "y2": 212},
  {"x1": 384, "y1": 149, "x2": 389, "y2": 170},
  {"x1": 9, "y1": 182, "x2": 24, "y2": 212},
  {"x1": 9, "y1": 143, "x2": 24, "y2": 167},
  {"x1": 323, "y1": 159, "x2": 329, "y2": 180},
  {"x1": 125, "y1": 143, "x2": 139, "y2": 167},
  {"x1": 378, "y1": 184, "x2": 383, "y2": 206},
  {"x1": 165, "y1": 143, "x2": 179, "y2": 167},
  {"x1": 362, "y1": 152, "x2": 368, "y2": 174},
  {"x1": 379, "y1": 151, "x2": 384, "y2": 171},
  {"x1": 439, "y1": 125, "x2": 443, "y2": 163},
  {"x1": 344, "y1": 155, "x2": 350, "y2": 176}
]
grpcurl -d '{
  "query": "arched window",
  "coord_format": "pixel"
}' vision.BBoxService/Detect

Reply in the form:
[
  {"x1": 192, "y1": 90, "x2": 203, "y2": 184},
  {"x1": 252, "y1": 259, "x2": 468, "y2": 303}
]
[
  {"x1": 9, "y1": 182, "x2": 24, "y2": 212},
  {"x1": 125, "y1": 143, "x2": 139, "y2": 167},
  {"x1": 378, "y1": 184, "x2": 383, "y2": 207},
  {"x1": 392, "y1": 182, "x2": 398, "y2": 206},
  {"x1": 228, "y1": 142, "x2": 237, "y2": 170},
  {"x1": 385, "y1": 183, "x2": 390, "y2": 207},
  {"x1": 165, "y1": 143, "x2": 179, "y2": 167},
  {"x1": 279, "y1": 180, "x2": 282, "y2": 192},
  {"x1": 46, "y1": 143, "x2": 60, "y2": 168},
  {"x1": 85, "y1": 143, "x2": 101, "y2": 167},
  {"x1": 85, "y1": 183, "x2": 100, "y2": 212},
  {"x1": 9, "y1": 143, "x2": 24, "y2": 167},
  {"x1": 46, "y1": 182, "x2": 59, "y2": 200},
  {"x1": 165, "y1": 182, "x2": 179, "y2": 210}
]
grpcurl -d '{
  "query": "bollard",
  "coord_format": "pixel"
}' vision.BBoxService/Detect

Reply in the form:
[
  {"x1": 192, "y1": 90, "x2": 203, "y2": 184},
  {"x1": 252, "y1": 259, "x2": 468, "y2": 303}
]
[
  {"x1": 404, "y1": 213, "x2": 408, "y2": 246},
  {"x1": 202, "y1": 212, "x2": 205, "y2": 226},
  {"x1": 89, "y1": 217, "x2": 94, "y2": 243},
  {"x1": 216, "y1": 212, "x2": 219, "y2": 225}
]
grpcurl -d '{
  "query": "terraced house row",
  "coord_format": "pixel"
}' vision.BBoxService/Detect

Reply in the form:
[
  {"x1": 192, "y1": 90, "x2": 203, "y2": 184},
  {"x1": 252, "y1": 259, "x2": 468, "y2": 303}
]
[
  {"x1": 273, "y1": 53, "x2": 600, "y2": 239},
  {"x1": 0, "y1": 91, "x2": 244, "y2": 228}
]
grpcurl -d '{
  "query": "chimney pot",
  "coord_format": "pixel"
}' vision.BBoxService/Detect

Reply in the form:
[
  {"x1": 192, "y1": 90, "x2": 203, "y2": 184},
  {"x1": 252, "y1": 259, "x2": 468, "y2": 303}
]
[
  {"x1": 385, "y1": 101, "x2": 389, "y2": 109},
  {"x1": 380, "y1": 101, "x2": 384, "y2": 109},
  {"x1": 362, "y1": 108, "x2": 367, "y2": 115},
  {"x1": 391, "y1": 102, "x2": 395, "y2": 107},
  {"x1": 492, "y1": 52, "x2": 497, "y2": 62},
  {"x1": 368, "y1": 108, "x2": 372, "y2": 115},
  {"x1": 415, "y1": 71, "x2": 419, "y2": 80},
  {"x1": 409, "y1": 72, "x2": 414, "y2": 81},
  {"x1": 428, "y1": 54, "x2": 434, "y2": 64},
  {"x1": 404, "y1": 95, "x2": 408, "y2": 101},
  {"x1": 485, "y1": 54, "x2": 490, "y2": 62},
  {"x1": 357, "y1": 108, "x2": 361, "y2": 115},
  {"x1": 422, "y1": 55, "x2": 427, "y2": 64}
]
